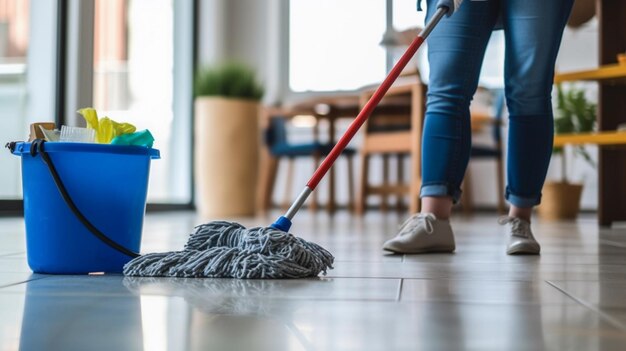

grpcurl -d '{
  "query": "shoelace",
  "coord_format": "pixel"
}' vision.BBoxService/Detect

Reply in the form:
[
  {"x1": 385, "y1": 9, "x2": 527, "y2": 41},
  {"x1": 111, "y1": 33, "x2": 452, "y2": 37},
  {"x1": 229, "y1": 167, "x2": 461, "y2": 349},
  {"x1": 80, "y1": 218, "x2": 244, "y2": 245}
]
[
  {"x1": 398, "y1": 213, "x2": 436, "y2": 235},
  {"x1": 497, "y1": 216, "x2": 528, "y2": 238}
]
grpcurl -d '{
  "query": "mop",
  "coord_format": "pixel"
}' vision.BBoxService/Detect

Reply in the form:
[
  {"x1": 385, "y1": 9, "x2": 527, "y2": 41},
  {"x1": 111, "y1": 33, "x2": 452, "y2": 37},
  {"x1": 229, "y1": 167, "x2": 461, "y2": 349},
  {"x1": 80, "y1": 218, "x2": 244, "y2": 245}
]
[{"x1": 123, "y1": 0, "x2": 462, "y2": 279}]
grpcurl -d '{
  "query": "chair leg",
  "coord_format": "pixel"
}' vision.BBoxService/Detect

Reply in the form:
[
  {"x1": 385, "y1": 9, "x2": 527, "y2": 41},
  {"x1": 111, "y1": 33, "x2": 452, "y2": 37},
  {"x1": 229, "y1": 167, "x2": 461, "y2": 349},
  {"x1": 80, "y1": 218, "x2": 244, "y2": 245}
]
[
  {"x1": 282, "y1": 158, "x2": 295, "y2": 211},
  {"x1": 347, "y1": 155, "x2": 355, "y2": 211},
  {"x1": 461, "y1": 167, "x2": 474, "y2": 215},
  {"x1": 396, "y1": 153, "x2": 404, "y2": 212},
  {"x1": 356, "y1": 153, "x2": 369, "y2": 215},
  {"x1": 409, "y1": 157, "x2": 421, "y2": 214},
  {"x1": 496, "y1": 156, "x2": 506, "y2": 214},
  {"x1": 260, "y1": 155, "x2": 279, "y2": 212},
  {"x1": 310, "y1": 152, "x2": 320, "y2": 212},
  {"x1": 257, "y1": 153, "x2": 278, "y2": 214},
  {"x1": 381, "y1": 154, "x2": 390, "y2": 212}
]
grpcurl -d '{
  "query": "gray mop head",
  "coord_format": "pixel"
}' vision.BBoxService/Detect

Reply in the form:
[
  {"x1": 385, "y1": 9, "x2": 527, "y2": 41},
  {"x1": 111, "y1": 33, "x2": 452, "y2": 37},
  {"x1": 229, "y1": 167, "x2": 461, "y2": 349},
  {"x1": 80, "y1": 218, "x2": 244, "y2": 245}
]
[{"x1": 123, "y1": 221, "x2": 334, "y2": 279}]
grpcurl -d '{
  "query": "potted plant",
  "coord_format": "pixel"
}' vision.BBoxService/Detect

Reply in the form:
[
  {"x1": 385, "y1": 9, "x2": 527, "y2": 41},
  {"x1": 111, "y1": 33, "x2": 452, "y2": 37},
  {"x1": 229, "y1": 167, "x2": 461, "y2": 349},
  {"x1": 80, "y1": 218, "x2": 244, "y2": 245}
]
[
  {"x1": 194, "y1": 62, "x2": 264, "y2": 217},
  {"x1": 538, "y1": 84, "x2": 596, "y2": 220}
]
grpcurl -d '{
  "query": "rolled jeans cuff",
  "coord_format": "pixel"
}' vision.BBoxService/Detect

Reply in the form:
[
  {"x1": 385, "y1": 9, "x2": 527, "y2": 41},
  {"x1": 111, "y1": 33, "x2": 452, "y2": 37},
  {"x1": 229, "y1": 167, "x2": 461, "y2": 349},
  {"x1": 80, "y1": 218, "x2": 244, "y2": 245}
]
[
  {"x1": 505, "y1": 187, "x2": 541, "y2": 208},
  {"x1": 420, "y1": 183, "x2": 462, "y2": 204}
]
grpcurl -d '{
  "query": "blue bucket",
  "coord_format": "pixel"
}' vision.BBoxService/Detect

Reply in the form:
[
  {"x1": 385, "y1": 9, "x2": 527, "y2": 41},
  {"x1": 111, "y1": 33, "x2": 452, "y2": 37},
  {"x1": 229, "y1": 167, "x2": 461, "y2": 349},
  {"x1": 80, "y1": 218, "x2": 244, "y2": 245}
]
[{"x1": 10, "y1": 141, "x2": 160, "y2": 274}]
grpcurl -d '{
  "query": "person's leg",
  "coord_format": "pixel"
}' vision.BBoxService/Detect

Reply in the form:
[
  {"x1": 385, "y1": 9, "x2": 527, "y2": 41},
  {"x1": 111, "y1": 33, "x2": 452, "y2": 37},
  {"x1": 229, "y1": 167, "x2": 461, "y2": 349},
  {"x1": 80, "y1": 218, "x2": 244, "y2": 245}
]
[
  {"x1": 383, "y1": 0, "x2": 500, "y2": 254},
  {"x1": 502, "y1": 0, "x2": 575, "y2": 216},
  {"x1": 420, "y1": 0, "x2": 500, "y2": 219},
  {"x1": 500, "y1": 0, "x2": 574, "y2": 254}
]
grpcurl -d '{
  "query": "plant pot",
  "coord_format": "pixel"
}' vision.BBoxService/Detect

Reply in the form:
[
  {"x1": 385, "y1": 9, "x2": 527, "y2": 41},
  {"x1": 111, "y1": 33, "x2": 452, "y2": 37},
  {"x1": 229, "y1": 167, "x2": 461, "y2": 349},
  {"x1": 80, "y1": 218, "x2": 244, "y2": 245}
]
[
  {"x1": 567, "y1": 0, "x2": 596, "y2": 28},
  {"x1": 194, "y1": 97, "x2": 260, "y2": 217},
  {"x1": 537, "y1": 181, "x2": 583, "y2": 220}
]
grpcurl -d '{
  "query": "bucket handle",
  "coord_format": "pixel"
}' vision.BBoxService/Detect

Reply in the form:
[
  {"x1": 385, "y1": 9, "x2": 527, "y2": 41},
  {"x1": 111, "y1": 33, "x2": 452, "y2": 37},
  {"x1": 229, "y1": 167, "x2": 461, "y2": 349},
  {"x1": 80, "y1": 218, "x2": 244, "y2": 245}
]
[{"x1": 29, "y1": 139, "x2": 140, "y2": 259}]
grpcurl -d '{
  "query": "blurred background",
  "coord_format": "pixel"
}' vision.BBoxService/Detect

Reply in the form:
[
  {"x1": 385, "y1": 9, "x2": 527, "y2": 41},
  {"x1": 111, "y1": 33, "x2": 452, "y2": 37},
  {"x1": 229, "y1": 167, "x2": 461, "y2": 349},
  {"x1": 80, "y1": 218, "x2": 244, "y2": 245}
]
[{"x1": 0, "y1": 0, "x2": 603, "y2": 218}]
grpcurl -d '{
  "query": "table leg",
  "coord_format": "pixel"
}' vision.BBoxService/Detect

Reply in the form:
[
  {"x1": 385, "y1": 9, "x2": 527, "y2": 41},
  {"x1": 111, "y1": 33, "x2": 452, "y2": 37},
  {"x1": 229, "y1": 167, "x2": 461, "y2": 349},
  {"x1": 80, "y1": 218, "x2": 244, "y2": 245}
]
[
  {"x1": 598, "y1": 0, "x2": 626, "y2": 226},
  {"x1": 327, "y1": 116, "x2": 336, "y2": 214},
  {"x1": 410, "y1": 84, "x2": 425, "y2": 214}
]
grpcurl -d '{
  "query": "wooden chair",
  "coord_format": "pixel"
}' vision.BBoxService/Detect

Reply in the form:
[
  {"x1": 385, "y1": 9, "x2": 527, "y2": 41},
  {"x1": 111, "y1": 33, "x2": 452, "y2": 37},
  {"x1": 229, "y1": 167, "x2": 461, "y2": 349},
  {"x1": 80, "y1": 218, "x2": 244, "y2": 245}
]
[{"x1": 355, "y1": 75, "x2": 427, "y2": 214}]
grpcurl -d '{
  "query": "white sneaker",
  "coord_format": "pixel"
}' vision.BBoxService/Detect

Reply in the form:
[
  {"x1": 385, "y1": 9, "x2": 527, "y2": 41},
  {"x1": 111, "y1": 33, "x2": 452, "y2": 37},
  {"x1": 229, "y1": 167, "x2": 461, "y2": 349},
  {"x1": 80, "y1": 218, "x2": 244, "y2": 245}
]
[
  {"x1": 498, "y1": 216, "x2": 541, "y2": 255},
  {"x1": 383, "y1": 213, "x2": 456, "y2": 254}
]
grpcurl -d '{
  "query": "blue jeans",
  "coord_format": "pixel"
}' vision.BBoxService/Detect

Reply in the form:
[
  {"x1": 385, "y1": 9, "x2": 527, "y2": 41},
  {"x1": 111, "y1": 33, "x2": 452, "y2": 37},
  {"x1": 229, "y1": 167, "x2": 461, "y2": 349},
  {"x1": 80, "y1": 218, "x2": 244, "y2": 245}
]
[{"x1": 420, "y1": 0, "x2": 574, "y2": 208}]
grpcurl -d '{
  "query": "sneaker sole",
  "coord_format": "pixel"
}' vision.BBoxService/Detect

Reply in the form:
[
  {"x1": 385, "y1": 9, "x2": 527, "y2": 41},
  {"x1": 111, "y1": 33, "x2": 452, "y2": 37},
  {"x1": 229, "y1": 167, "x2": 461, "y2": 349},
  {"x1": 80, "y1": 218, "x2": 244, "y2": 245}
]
[
  {"x1": 383, "y1": 246, "x2": 456, "y2": 254},
  {"x1": 507, "y1": 247, "x2": 540, "y2": 255}
]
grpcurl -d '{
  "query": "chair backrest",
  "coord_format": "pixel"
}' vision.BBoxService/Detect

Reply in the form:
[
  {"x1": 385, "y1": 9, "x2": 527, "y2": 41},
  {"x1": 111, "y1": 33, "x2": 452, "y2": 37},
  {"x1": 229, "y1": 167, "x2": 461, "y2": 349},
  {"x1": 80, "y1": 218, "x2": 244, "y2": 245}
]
[{"x1": 264, "y1": 117, "x2": 289, "y2": 148}]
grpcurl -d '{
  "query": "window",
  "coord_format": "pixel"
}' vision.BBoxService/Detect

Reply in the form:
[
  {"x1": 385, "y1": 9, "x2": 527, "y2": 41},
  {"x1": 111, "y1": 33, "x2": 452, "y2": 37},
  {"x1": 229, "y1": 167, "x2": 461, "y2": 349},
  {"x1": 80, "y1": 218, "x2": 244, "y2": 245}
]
[
  {"x1": 0, "y1": 0, "x2": 29, "y2": 199},
  {"x1": 0, "y1": 0, "x2": 57, "y2": 201},
  {"x1": 289, "y1": 0, "x2": 387, "y2": 92},
  {"x1": 92, "y1": 0, "x2": 192, "y2": 204},
  {"x1": 393, "y1": 0, "x2": 426, "y2": 31},
  {"x1": 288, "y1": 0, "x2": 437, "y2": 92}
]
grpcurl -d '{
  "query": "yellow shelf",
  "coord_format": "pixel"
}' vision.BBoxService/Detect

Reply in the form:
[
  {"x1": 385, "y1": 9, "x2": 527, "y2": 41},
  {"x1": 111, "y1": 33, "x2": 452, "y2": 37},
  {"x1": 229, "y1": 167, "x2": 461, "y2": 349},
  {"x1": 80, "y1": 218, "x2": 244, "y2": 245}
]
[
  {"x1": 553, "y1": 131, "x2": 626, "y2": 147},
  {"x1": 554, "y1": 64, "x2": 626, "y2": 83}
]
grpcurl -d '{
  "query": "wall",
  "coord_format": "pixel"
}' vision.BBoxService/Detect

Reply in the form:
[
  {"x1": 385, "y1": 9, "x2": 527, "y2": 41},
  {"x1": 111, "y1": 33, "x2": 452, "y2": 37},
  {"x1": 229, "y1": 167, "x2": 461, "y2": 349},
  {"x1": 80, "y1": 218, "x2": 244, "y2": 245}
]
[{"x1": 198, "y1": 0, "x2": 283, "y2": 104}]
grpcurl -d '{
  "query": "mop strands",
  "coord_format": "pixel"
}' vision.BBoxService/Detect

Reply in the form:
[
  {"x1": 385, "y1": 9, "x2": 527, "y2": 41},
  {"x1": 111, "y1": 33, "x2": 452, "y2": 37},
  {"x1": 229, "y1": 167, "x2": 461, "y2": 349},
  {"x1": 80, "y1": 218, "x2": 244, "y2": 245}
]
[{"x1": 123, "y1": 221, "x2": 334, "y2": 279}]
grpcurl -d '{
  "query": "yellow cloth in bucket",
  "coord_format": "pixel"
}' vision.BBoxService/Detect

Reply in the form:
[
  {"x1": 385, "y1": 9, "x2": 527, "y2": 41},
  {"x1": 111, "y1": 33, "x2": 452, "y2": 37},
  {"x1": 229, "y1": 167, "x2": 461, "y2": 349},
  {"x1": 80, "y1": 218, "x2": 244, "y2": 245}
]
[{"x1": 78, "y1": 108, "x2": 136, "y2": 144}]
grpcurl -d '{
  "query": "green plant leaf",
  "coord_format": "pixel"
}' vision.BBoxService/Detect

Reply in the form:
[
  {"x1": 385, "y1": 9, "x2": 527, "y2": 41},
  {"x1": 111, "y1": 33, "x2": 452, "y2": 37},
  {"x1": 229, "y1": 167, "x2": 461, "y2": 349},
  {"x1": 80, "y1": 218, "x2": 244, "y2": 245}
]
[
  {"x1": 552, "y1": 84, "x2": 597, "y2": 168},
  {"x1": 194, "y1": 62, "x2": 264, "y2": 101}
]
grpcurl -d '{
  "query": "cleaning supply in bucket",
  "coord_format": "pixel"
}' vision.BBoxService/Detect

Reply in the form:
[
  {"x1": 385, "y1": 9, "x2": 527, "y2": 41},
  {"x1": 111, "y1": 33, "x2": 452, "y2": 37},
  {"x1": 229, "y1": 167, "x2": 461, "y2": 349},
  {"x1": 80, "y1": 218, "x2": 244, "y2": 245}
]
[
  {"x1": 60, "y1": 125, "x2": 96, "y2": 143},
  {"x1": 29, "y1": 123, "x2": 56, "y2": 141},
  {"x1": 79, "y1": 107, "x2": 137, "y2": 144},
  {"x1": 38, "y1": 125, "x2": 60, "y2": 142},
  {"x1": 111, "y1": 130, "x2": 155, "y2": 148}
]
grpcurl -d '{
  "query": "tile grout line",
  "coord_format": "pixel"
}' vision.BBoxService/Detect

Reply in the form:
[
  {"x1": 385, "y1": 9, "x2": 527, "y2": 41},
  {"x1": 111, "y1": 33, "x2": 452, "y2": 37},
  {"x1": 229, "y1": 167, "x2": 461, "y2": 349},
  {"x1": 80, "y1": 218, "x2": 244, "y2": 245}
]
[
  {"x1": 0, "y1": 252, "x2": 26, "y2": 258},
  {"x1": 545, "y1": 280, "x2": 626, "y2": 331},
  {"x1": 0, "y1": 275, "x2": 51, "y2": 290},
  {"x1": 599, "y1": 239, "x2": 626, "y2": 248},
  {"x1": 396, "y1": 278, "x2": 404, "y2": 302}
]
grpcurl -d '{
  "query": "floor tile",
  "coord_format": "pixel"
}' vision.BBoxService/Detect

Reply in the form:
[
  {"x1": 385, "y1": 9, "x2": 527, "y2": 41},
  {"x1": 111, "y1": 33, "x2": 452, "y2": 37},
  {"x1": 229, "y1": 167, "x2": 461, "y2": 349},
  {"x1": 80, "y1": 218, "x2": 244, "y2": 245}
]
[
  {"x1": 0, "y1": 273, "x2": 45, "y2": 289},
  {"x1": 1, "y1": 290, "x2": 625, "y2": 351},
  {"x1": 1, "y1": 211, "x2": 626, "y2": 350},
  {"x1": 549, "y1": 280, "x2": 626, "y2": 328},
  {"x1": 400, "y1": 279, "x2": 575, "y2": 305},
  {"x1": 0, "y1": 257, "x2": 32, "y2": 273}
]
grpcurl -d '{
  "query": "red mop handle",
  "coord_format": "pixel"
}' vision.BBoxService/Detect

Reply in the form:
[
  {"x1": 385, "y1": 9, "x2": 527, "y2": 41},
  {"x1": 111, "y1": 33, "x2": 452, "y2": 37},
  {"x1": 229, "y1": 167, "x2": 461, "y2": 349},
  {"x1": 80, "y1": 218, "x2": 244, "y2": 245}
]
[{"x1": 306, "y1": 35, "x2": 426, "y2": 190}]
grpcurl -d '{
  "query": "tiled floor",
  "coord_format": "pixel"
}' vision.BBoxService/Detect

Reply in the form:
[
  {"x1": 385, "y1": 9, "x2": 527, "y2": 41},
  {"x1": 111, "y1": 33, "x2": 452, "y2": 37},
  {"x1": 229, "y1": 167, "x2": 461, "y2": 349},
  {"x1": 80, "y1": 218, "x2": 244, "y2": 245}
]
[{"x1": 1, "y1": 211, "x2": 626, "y2": 350}]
